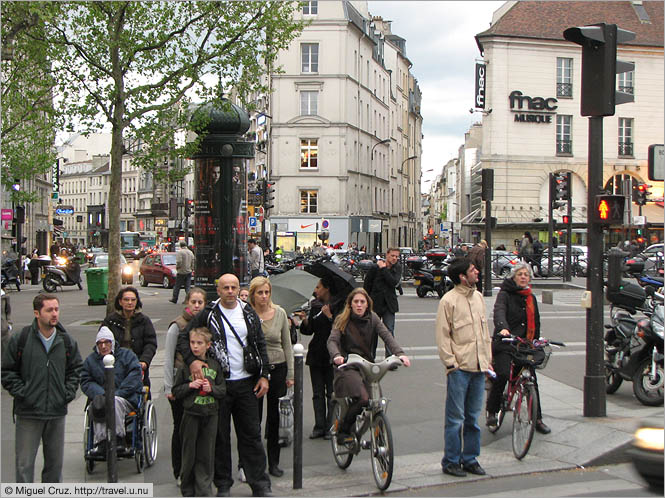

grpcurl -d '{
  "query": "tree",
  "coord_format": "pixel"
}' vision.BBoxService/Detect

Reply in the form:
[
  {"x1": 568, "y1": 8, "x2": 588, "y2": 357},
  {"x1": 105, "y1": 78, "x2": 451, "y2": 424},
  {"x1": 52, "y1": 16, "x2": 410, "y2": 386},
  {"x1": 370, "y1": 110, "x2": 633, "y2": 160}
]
[
  {"x1": 16, "y1": 1, "x2": 303, "y2": 310},
  {"x1": 1, "y1": 3, "x2": 62, "y2": 205}
]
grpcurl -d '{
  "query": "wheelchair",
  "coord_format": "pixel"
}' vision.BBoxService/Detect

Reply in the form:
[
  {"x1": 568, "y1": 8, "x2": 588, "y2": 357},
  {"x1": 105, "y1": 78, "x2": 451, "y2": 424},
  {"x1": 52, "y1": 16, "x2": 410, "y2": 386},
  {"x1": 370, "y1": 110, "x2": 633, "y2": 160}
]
[{"x1": 83, "y1": 386, "x2": 158, "y2": 474}]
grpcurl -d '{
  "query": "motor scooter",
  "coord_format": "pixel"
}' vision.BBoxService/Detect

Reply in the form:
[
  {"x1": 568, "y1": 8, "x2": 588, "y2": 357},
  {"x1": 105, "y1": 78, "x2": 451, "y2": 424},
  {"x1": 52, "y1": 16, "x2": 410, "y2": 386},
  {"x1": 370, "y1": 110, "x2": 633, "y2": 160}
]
[
  {"x1": 605, "y1": 282, "x2": 664, "y2": 406},
  {"x1": 43, "y1": 255, "x2": 83, "y2": 292},
  {"x1": 411, "y1": 251, "x2": 453, "y2": 298},
  {"x1": 1, "y1": 258, "x2": 21, "y2": 291}
]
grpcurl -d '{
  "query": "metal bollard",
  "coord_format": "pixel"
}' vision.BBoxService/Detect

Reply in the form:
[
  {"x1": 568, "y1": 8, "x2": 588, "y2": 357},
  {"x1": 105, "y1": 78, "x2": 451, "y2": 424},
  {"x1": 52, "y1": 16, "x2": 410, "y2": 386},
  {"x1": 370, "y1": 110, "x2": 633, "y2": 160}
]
[
  {"x1": 103, "y1": 354, "x2": 117, "y2": 483},
  {"x1": 292, "y1": 343, "x2": 304, "y2": 489}
]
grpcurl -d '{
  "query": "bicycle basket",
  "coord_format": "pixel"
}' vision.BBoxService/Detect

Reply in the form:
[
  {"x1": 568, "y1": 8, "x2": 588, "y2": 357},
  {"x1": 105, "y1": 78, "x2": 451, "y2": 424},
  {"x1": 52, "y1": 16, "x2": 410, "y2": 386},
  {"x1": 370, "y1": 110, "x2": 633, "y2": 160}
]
[{"x1": 511, "y1": 344, "x2": 551, "y2": 369}]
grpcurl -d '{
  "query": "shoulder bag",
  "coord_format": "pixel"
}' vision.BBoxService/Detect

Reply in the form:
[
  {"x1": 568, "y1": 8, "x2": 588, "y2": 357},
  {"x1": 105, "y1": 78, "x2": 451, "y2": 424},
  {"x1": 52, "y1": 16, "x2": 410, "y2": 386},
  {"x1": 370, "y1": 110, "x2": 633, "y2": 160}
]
[{"x1": 219, "y1": 310, "x2": 263, "y2": 375}]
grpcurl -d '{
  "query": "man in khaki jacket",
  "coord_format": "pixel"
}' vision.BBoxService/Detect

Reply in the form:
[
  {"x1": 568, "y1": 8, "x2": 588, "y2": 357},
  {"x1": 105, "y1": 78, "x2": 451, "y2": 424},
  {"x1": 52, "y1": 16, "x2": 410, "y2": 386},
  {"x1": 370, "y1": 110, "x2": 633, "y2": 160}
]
[{"x1": 435, "y1": 257, "x2": 492, "y2": 478}]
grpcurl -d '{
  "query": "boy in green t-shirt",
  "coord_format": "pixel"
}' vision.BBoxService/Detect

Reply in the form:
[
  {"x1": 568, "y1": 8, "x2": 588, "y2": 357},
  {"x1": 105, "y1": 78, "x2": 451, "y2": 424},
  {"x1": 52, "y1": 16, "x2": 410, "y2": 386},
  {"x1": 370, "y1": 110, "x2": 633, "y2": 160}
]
[{"x1": 173, "y1": 327, "x2": 225, "y2": 497}]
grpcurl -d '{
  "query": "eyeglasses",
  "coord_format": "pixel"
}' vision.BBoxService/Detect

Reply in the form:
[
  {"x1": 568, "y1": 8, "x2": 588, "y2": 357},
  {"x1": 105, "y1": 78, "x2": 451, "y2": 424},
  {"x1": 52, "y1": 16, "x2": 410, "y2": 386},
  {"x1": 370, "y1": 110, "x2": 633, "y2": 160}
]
[{"x1": 96, "y1": 340, "x2": 112, "y2": 346}]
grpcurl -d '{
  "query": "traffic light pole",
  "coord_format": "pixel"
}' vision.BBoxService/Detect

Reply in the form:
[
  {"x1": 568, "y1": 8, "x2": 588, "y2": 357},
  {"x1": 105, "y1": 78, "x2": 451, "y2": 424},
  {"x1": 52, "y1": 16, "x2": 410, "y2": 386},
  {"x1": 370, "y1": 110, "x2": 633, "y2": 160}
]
[
  {"x1": 564, "y1": 172, "x2": 573, "y2": 282},
  {"x1": 547, "y1": 174, "x2": 554, "y2": 276},
  {"x1": 585, "y1": 116, "x2": 606, "y2": 417},
  {"x1": 483, "y1": 199, "x2": 492, "y2": 297}
]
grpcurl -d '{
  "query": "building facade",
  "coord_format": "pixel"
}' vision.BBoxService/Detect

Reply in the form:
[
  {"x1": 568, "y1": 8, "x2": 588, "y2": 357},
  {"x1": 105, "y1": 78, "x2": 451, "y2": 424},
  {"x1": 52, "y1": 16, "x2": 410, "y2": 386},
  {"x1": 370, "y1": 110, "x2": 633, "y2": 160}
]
[
  {"x1": 266, "y1": 0, "x2": 423, "y2": 253},
  {"x1": 468, "y1": 1, "x2": 663, "y2": 249}
]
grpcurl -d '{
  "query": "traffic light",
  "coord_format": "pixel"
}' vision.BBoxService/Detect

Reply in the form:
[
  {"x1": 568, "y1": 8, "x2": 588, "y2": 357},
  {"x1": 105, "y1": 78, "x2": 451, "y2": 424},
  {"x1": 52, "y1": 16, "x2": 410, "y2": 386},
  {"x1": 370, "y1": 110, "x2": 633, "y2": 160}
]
[
  {"x1": 562, "y1": 214, "x2": 571, "y2": 224},
  {"x1": 184, "y1": 198, "x2": 194, "y2": 217},
  {"x1": 593, "y1": 194, "x2": 625, "y2": 224},
  {"x1": 563, "y1": 23, "x2": 635, "y2": 117},
  {"x1": 262, "y1": 181, "x2": 275, "y2": 211},
  {"x1": 481, "y1": 169, "x2": 494, "y2": 201},
  {"x1": 635, "y1": 183, "x2": 650, "y2": 206},
  {"x1": 14, "y1": 205, "x2": 24, "y2": 224},
  {"x1": 552, "y1": 173, "x2": 571, "y2": 201}
]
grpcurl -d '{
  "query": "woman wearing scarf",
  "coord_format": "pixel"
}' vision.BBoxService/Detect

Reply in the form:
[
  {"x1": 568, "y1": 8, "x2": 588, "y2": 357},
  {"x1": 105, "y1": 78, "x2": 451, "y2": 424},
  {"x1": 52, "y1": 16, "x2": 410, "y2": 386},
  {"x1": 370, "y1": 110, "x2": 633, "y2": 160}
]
[
  {"x1": 486, "y1": 263, "x2": 550, "y2": 434},
  {"x1": 327, "y1": 288, "x2": 411, "y2": 442},
  {"x1": 163, "y1": 287, "x2": 207, "y2": 482}
]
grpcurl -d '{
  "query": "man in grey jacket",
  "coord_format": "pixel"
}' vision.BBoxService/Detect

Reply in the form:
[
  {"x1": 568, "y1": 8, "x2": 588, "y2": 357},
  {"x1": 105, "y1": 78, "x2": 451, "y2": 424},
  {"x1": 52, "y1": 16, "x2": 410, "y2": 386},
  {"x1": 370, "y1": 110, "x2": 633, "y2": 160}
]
[
  {"x1": 171, "y1": 241, "x2": 195, "y2": 304},
  {"x1": 1, "y1": 293, "x2": 82, "y2": 483}
]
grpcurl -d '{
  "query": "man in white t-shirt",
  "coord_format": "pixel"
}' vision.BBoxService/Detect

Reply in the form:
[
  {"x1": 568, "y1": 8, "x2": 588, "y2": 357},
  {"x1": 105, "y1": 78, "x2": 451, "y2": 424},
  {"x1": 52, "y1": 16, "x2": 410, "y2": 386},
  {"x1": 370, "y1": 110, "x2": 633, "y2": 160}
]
[{"x1": 176, "y1": 274, "x2": 272, "y2": 497}]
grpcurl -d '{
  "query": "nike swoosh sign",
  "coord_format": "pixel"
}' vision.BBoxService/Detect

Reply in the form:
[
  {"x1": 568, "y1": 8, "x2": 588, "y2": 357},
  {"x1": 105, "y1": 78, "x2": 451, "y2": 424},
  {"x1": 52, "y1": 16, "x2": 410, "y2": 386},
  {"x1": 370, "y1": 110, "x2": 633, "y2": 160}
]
[{"x1": 300, "y1": 223, "x2": 314, "y2": 229}]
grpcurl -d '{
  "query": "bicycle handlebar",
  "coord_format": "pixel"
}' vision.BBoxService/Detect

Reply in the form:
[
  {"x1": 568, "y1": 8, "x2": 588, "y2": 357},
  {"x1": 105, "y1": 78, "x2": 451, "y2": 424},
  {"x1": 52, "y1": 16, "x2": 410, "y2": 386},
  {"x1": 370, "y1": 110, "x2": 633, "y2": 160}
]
[{"x1": 500, "y1": 335, "x2": 566, "y2": 348}]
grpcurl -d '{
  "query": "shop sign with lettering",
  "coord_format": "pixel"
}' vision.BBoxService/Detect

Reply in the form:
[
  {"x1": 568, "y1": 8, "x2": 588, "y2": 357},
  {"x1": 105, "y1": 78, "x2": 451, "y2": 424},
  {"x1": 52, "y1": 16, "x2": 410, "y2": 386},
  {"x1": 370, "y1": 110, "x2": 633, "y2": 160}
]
[{"x1": 509, "y1": 90, "x2": 558, "y2": 124}]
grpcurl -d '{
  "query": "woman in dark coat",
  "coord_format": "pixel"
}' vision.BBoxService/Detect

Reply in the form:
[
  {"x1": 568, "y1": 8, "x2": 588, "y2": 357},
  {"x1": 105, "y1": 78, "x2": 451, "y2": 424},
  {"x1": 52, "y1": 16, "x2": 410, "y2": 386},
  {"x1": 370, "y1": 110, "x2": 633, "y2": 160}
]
[
  {"x1": 327, "y1": 288, "x2": 411, "y2": 442},
  {"x1": 297, "y1": 276, "x2": 344, "y2": 439},
  {"x1": 101, "y1": 286, "x2": 157, "y2": 391},
  {"x1": 486, "y1": 262, "x2": 550, "y2": 434}
]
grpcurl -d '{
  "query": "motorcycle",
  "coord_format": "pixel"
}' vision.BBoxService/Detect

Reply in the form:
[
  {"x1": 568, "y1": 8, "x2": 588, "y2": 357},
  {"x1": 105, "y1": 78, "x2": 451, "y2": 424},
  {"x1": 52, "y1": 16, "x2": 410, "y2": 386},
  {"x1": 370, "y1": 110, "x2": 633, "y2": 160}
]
[
  {"x1": 43, "y1": 255, "x2": 83, "y2": 292},
  {"x1": 1, "y1": 258, "x2": 21, "y2": 291},
  {"x1": 605, "y1": 282, "x2": 664, "y2": 406},
  {"x1": 410, "y1": 251, "x2": 453, "y2": 298},
  {"x1": 625, "y1": 259, "x2": 664, "y2": 290}
]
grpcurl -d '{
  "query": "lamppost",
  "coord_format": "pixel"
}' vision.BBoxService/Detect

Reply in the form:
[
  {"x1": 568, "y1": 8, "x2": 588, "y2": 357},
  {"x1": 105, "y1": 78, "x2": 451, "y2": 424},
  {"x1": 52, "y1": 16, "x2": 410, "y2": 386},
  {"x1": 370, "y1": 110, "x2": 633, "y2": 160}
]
[{"x1": 369, "y1": 138, "x2": 390, "y2": 253}]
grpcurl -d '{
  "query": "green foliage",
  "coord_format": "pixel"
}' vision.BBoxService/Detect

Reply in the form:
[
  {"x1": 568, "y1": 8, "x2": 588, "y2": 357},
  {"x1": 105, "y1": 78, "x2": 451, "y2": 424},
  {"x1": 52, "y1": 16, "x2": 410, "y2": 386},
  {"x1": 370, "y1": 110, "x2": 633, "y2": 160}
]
[{"x1": 1, "y1": 2, "x2": 63, "y2": 204}]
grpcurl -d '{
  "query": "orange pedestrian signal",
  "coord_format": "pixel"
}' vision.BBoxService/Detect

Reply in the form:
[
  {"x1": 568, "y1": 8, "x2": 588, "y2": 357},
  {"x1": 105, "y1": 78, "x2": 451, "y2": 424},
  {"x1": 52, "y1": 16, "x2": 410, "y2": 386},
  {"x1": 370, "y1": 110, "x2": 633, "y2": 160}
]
[{"x1": 593, "y1": 195, "x2": 624, "y2": 224}]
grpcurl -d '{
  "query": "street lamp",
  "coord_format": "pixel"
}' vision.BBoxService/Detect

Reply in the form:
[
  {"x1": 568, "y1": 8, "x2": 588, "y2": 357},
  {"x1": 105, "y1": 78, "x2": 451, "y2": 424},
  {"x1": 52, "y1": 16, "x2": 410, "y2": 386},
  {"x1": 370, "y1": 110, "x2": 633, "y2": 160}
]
[
  {"x1": 401, "y1": 155, "x2": 418, "y2": 174},
  {"x1": 371, "y1": 138, "x2": 390, "y2": 160}
]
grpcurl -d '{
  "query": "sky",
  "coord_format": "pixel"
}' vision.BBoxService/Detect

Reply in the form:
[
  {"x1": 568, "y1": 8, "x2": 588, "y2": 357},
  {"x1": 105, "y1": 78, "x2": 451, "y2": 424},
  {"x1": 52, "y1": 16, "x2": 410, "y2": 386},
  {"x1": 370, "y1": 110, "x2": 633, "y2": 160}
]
[{"x1": 368, "y1": 1, "x2": 505, "y2": 187}]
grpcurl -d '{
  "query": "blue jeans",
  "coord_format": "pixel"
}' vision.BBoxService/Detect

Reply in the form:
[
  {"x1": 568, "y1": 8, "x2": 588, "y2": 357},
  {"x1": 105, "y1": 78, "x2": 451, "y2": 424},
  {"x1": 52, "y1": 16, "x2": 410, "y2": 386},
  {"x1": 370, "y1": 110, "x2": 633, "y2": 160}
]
[{"x1": 442, "y1": 370, "x2": 485, "y2": 467}]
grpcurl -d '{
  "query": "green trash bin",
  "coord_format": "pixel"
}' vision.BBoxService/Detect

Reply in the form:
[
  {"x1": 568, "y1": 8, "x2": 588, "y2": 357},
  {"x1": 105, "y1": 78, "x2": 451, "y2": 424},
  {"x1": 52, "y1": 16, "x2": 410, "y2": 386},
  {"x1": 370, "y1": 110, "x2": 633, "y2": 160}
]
[{"x1": 85, "y1": 267, "x2": 108, "y2": 306}]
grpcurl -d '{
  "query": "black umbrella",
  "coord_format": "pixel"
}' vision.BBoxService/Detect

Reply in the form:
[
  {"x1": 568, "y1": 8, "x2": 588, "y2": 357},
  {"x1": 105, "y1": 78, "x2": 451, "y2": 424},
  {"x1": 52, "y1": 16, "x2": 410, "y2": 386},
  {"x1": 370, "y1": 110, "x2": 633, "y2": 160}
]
[{"x1": 305, "y1": 260, "x2": 358, "y2": 298}]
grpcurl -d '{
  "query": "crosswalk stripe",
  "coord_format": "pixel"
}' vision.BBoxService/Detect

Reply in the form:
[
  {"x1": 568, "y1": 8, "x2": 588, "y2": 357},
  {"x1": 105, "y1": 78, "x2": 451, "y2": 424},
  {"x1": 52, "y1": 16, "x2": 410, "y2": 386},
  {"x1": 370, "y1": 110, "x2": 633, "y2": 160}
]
[{"x1": 479, "y1": 479, "x2": 643, "y2": 498}]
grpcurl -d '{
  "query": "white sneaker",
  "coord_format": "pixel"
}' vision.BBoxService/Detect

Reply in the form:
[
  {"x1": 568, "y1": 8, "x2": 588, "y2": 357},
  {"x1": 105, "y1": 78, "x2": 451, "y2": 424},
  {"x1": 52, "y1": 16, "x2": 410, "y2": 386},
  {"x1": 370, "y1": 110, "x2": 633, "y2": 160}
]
[{"x1": 238, "y1": 466, "x2": 246, "y2": 483}]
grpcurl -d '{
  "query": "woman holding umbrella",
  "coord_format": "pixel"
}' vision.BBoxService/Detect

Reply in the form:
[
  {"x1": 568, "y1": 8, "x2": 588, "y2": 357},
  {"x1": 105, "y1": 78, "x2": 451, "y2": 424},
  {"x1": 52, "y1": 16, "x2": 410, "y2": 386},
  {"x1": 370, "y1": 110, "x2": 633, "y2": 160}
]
[
  {"x1": 248, "y1": 276, "x2": 294, "y2": 478},
  {"x1": 327, "y1": 288, "x2": 411, "y2": 443},
  {"x1": 297, "y1": 275, "x2": 344, "y2": 439}
]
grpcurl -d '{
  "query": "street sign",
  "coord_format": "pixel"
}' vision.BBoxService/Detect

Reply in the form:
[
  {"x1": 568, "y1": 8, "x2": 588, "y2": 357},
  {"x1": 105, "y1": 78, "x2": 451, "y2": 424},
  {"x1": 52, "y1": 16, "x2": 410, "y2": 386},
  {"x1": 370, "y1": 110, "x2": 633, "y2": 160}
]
[
  {"x1": 648, "y1": 144, "x2": 664, "y2": 181},
  {"x1": 321, "y1": 219, "x2": 330, "y2": 229},
  {"x1": 1, "y1": 209, "x2": 12, "y2": 221},
  {"x1": 55, "y1": 206, "x2": 75, "y2": 215},
  {"x1": 249, "y1": 216, "x2": 257, "y2": 227},
  {"x1": 633, "y1": 215, "x2": 646, "y2": 226}
]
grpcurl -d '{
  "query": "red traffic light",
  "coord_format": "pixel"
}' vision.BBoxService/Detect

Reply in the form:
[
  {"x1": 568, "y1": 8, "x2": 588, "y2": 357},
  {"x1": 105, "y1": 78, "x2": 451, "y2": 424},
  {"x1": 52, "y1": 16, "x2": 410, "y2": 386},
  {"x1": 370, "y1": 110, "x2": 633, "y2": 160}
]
[
  {"x1": 593, "y1": 194, "x2": 624, "y2": 224},
  {"x1": 562, "y1": 215, "x2": 571, "y2": 224}
]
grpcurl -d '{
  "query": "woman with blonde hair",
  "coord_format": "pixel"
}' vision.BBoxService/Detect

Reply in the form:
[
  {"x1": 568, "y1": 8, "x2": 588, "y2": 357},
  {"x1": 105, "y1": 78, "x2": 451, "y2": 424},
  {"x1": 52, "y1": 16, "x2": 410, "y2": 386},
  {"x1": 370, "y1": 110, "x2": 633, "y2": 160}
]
[
  {"x1": 248, "y1": 276, "x2": 294, "y2": 478},
  {"x1": 327, "y1": 288, "x2": 410, "y2": 442}
]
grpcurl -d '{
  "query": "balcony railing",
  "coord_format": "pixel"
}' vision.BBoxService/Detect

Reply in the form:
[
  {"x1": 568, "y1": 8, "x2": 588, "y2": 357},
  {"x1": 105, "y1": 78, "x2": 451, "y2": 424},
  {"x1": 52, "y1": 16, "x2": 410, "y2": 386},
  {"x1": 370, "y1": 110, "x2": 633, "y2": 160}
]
[
  {"x1": 556, "y1": 83, "x2": 573, "y2": 97},
  {"x1": 618, "y1": 141, "x2": 634, "y2": 156},
  {"x1": 618, "y1": 85, "x2": 634, "y2": 95},
  {"x1": 556, "y1": 139, "x2": 572, "y2": 154}
]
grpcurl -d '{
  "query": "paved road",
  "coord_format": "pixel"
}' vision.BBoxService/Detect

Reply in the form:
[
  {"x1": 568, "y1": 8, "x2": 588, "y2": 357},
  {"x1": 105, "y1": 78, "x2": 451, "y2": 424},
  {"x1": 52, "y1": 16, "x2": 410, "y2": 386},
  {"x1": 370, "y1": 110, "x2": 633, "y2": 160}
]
[{"x1": 0, "y1": 272, "x2": 655, "y2": 493}]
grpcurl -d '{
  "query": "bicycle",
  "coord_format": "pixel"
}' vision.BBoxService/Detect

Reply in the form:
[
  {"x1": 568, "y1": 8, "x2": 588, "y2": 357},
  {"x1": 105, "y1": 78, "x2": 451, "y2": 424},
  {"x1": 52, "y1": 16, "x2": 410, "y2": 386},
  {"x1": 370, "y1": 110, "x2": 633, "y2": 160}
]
[
  {"x1": 329, "y1": 354, "x2": 403, "y2": 491},
  {"x1": 487, "y1": 336, "x2": 565, "y2": 459}
]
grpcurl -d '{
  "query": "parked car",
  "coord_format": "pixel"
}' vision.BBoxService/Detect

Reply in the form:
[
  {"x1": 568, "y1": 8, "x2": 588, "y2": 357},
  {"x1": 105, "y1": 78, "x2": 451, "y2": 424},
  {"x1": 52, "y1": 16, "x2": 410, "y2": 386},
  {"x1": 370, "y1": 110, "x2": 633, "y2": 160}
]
[
  {"x1": 634, "y1": 243, "x2": 664, "y2": 276},
  {"x1": 138, "y1": 252, "x2": 177, "y2": 288},
  {"x1": 539, "y1": 246, "x2": 588, "y2": 277},
  {"x1": 492, "y1": 250, "x2": 520, "y2": 277},
  {"x1": 89, "y1": 253, "x2": 133, "y2": 284}
]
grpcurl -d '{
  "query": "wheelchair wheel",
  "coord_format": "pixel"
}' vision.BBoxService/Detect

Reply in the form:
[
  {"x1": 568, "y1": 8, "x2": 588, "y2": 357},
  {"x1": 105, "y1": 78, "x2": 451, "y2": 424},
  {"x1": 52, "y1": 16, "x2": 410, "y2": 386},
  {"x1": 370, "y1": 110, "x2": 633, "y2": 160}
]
[
  {"x1": 143, "y1": 401, "x2": 158, "y2": 467},
  {"x1": 83, "y1": 407, "x2": 95, "y2": 474},
  {"x1": 135, "y1": 448, "x2": 144, "y2": 473}
]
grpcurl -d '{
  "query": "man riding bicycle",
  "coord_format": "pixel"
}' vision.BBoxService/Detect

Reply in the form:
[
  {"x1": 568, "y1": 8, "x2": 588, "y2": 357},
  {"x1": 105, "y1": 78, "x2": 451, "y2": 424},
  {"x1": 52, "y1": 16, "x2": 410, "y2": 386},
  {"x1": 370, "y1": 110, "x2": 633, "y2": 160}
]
[{"x1": 486, "y1": 263, "x2": 551, "y2": 435}]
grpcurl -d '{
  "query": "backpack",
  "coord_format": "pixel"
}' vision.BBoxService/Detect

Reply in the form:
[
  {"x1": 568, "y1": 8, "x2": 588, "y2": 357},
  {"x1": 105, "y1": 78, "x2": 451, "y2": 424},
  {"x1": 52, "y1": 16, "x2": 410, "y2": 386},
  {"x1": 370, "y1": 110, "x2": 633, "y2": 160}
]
[{"x1": 533, "y1": 240, "x2": 543, "y2": 255}]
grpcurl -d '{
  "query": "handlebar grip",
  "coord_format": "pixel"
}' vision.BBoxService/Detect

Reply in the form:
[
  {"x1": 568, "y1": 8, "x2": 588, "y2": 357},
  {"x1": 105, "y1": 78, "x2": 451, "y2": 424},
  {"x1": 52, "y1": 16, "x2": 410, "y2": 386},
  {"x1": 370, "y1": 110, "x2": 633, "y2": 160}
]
[{"x1": 549, "y1": 341, "x2": 566, "y2": 347}]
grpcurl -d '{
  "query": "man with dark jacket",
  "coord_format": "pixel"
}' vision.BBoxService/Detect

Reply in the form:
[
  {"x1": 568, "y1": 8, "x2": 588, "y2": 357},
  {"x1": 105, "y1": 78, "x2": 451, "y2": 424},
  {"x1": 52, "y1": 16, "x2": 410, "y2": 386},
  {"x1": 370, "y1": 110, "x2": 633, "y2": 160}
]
[
  {"x1": 468, "y1": 240, "x2": 488, "y2": 293},
  {"x1": 80, "y1": 327, "x2": 144, "y2": 455},
  {"x1": 1, "y1": 294, "x2": 82, "y2": 483},
  {"x1": 363, "y1": 247, "x2": 402, "y2": 356},
  {"x1": 177, "y1": 273, "x2": 272, "y2": 497}
]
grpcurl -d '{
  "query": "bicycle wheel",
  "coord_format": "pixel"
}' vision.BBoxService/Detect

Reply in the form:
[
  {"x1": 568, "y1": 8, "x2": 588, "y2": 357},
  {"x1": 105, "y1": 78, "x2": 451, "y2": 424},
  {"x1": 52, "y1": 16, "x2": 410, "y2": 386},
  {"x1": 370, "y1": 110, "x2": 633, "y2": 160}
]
[
  {"x1": 370, "y1": 412, "x2": 394, "y2": 491},
  {"x1": 330, "y1": 401, "x2": 353, "y2": 469},
  {"x1": 512, "y1": 383, "x2": 537, "y2": 460}
]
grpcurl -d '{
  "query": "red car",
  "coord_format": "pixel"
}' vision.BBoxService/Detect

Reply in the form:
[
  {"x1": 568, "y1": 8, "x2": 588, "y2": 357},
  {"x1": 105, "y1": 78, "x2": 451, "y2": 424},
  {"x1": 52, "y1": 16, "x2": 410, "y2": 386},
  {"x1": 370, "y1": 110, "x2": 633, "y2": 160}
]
[{"x1": 138, "y1": 252, "x2": 177, "y2": 288}]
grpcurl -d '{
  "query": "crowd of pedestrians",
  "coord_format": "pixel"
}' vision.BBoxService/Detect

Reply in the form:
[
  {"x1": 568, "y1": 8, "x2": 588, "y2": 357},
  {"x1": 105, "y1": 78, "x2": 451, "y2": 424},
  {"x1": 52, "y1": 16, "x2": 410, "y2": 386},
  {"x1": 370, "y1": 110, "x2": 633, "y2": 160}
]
[{"x1": 1, "y1": 239, "x2": 563, "y2": 495}]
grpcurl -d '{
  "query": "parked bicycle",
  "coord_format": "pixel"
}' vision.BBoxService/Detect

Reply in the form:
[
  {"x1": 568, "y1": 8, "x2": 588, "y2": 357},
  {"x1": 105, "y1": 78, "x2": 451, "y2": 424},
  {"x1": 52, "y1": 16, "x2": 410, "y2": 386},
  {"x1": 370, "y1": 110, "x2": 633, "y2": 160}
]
[
  {"x1": 329, "y1": 354, "x2": 404, "y2": 491},
  {"x1": 487, "y1": 336, "x2": 565, "y2": 459}
]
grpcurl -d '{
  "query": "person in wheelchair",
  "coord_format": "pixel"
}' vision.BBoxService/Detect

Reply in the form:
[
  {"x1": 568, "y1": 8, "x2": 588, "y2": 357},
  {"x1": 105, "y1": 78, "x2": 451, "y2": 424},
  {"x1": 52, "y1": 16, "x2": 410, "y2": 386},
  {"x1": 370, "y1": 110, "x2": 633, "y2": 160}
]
[
  {"x1": 81, "y1": 327, "x2": 144, "y2": 456},
  {"x1": 486, "y1": 262, "x2": 551, "y2": 435},
  {"x1": 327, "y1": 288, "x2": 411, "y2": 443}
]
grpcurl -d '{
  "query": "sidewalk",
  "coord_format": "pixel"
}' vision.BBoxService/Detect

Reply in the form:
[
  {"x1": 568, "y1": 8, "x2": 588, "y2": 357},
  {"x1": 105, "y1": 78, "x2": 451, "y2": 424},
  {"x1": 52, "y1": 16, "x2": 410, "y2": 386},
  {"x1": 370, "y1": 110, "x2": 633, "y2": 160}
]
[{"x1": 48, "y1": 347, "x2": 659, "y2": 497}]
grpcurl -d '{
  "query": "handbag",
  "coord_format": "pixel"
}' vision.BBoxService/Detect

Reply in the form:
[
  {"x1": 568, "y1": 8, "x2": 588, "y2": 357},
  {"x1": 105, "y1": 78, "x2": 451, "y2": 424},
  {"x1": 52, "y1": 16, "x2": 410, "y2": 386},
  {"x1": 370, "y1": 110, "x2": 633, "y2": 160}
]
[
  {"x1": 278, "y1": 387, "x2": 294, "y2": 447},
  {"x1": 219, "y1": 309, "x2": 263, "y2": 375}
]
